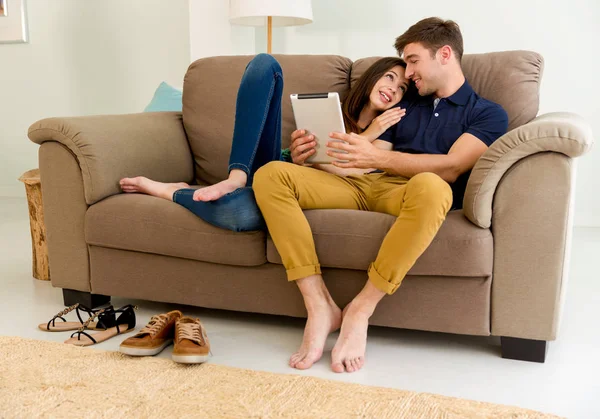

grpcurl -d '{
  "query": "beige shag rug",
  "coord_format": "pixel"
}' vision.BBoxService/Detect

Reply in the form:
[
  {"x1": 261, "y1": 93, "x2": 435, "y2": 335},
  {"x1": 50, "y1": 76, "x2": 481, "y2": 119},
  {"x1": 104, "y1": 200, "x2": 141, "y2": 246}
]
[{"x1": 0, "y1": 336, "x2": 559, "y2": 418}]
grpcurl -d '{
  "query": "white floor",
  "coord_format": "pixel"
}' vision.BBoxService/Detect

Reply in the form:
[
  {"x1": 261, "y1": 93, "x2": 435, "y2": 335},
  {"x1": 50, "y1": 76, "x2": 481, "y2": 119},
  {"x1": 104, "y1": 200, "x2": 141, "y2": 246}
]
[{"x1": 1, "y1": 197, "x2": 599, "y2": 418}]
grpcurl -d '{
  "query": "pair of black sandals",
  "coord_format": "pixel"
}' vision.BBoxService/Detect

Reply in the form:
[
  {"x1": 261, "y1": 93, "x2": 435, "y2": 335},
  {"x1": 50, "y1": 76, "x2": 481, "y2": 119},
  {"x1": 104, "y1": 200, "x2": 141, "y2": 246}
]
[{"x1": 38, "y1": 303, "x2": 137, "y2": 346}]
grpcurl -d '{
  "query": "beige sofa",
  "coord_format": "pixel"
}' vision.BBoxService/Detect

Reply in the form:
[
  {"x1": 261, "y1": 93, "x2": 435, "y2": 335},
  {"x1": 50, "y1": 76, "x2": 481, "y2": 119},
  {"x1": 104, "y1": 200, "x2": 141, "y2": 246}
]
[{"x1": 28, "y1": 51, "x2": 593, "y2": 363}]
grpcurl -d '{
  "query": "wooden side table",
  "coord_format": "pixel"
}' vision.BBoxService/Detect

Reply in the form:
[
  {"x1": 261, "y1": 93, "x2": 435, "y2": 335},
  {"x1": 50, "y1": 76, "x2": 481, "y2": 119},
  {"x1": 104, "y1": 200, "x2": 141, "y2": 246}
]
[{"x1": 18, "y1": 169, "x2": 51, "y2": 281}]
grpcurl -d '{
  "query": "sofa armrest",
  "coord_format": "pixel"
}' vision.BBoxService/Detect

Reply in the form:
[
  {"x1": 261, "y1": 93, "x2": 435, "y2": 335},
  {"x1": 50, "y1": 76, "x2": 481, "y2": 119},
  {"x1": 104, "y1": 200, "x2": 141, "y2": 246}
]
[
  {"x1": 39, "y1": 143, "x2": 91, "y2": 292},
  {"x1": 464, "y1": 112, "x2": 593, "y2": 228},
  {"x1": 463, "y1": 112, "x2": 593, "y2": 341},
  {"x1": 28, "y1": 112, "x2": 194, "y2": 205}
]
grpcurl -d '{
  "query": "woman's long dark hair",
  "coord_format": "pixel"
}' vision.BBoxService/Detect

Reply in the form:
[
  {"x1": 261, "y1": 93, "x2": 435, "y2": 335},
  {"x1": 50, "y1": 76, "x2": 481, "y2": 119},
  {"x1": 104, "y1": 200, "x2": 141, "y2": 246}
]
[{"x1": 342, "y1": 57, "x2": 408, "y2": 134}]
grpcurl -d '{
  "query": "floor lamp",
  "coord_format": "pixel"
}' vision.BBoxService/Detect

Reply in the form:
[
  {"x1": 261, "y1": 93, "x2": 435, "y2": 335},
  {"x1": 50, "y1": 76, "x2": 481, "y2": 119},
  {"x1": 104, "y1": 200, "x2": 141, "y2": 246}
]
[{"x1": 229, "y1": 0, "x2": 313, "y2": 54}]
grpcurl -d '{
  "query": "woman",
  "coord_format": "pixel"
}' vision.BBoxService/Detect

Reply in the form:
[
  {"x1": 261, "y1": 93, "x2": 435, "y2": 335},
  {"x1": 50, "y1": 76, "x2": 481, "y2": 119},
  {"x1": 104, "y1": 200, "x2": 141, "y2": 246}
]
[{"x1": 120, "y1": 54, "x2": 411, "y2": 231}]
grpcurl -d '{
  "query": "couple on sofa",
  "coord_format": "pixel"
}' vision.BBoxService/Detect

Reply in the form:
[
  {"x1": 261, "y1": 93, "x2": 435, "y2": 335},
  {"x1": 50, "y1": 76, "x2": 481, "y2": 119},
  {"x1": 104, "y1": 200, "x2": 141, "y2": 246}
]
[{"x1": 120, "y1": 17, "x2": 508, "y2": 374}]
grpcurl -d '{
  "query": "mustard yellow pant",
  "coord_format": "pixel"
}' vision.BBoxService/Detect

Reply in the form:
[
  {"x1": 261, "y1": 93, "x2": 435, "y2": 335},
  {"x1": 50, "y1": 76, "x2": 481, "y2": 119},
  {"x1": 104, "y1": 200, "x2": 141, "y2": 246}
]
[{"x1": 253, "y1": 161, "x2": 453, "y2": 294}]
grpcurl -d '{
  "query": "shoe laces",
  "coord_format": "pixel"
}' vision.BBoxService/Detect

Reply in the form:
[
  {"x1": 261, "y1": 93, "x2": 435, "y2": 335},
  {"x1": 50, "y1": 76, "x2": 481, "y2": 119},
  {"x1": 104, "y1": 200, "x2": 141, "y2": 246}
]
[
  {"x1": 139, "y1": 313, "x2": 169, "y2": 337},
  {"x1": 178, "y1": 319, "x2": 207, "y2": 346}
]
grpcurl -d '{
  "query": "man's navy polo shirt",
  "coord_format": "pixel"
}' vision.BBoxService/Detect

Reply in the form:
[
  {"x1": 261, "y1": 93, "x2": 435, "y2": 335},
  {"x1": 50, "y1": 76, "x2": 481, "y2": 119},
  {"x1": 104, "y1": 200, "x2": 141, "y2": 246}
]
[{"x1": 379, "y1": 81, "x2": 508, "y2": 209}]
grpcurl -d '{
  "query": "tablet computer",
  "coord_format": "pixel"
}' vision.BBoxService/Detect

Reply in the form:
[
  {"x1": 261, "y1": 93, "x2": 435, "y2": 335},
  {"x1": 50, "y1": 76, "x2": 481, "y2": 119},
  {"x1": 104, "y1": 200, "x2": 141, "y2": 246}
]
[{"x1": 290, "y1": 92, "x2": 348, "y2": 164}]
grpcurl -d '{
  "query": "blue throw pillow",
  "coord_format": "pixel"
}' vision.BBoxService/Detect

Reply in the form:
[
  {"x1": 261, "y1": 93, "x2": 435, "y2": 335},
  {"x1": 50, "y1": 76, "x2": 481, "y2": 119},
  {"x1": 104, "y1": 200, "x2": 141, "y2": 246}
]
[{"x1": 144, "y1": 82, "x2": 183, "y2": 112}]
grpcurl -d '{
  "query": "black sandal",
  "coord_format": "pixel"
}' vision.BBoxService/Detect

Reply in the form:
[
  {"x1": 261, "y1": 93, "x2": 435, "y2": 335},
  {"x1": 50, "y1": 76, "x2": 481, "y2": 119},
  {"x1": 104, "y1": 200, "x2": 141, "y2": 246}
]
[
  {"x1": 38, "y1": 303, "x2": 115, "y2": 332},
  {"x1": 64, "y1": 305, "x2": 137, "y2": 347}
]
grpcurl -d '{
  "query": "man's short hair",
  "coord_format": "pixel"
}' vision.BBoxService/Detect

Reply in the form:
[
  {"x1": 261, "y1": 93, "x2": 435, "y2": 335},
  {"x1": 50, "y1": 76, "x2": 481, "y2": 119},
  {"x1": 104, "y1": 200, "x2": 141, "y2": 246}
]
[{"x1": 394, "y1": 17, "x2": 464, "y2": 63}]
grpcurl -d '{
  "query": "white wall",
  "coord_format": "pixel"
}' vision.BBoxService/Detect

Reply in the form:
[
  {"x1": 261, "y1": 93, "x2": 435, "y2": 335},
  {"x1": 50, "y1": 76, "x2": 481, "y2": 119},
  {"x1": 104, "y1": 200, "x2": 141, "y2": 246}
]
[
  {"x1": 189, "y1": 0, "x2": 254, "y2": 61},
  {"x1": 0, "y1": 0, "x2": 190, "y2": 197},
  {"x1": 210, "y1": 0, "x2": 600, "y2": 226},
  {"x1": 277, "y1": 0, "x2": 600, "y2": 226}
]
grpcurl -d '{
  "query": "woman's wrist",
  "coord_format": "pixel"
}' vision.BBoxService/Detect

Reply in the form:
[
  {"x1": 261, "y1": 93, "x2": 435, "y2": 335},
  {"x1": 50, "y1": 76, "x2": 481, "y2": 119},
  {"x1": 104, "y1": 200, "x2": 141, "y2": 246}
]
[{"x1": 360, "y1": 127, "x2": 378, "y2": 142}]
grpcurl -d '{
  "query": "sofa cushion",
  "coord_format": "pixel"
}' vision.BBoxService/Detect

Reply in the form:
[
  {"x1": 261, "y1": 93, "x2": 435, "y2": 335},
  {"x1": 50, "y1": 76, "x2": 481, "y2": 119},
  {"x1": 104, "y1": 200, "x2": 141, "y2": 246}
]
[
  {"x1": 85, "y1": 194, "x2": 267, "y2": 267},
  {"x1": 351, "y1": 50, "x2": 543, "y2": 131},
  {"x1": 182, "y1": 54, "x2": 352, "y2": 185},
  {"x1": 266, "y1": 210, "x2": 493, "y2": 277}
]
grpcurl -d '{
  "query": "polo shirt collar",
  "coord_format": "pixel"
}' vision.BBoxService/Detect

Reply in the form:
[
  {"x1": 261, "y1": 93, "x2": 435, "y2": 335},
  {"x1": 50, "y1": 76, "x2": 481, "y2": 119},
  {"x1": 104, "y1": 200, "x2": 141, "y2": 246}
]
[
  {"x1": 445, "y1": 80, "x2": 473, "y2": 106},
  {"x1": 416, "y1": 80, "x2": 473, "y2": 107}
]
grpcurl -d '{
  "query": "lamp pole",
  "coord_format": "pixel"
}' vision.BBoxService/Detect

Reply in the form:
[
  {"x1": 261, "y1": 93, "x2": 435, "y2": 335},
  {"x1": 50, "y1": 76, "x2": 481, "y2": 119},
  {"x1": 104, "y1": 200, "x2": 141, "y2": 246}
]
[{"x1": 267, "y1": 16, "x2": 272, "y2": 53}]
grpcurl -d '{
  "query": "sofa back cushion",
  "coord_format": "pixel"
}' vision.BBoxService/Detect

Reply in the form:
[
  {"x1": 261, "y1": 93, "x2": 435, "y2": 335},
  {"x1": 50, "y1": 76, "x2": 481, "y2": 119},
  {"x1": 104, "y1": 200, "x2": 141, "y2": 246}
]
[
  {"x1": 183, "y1": 54, "x2": 352, "y2": 185},
  {"x1": 350, "y1": 50, "x2": 543, "y2": 132}
]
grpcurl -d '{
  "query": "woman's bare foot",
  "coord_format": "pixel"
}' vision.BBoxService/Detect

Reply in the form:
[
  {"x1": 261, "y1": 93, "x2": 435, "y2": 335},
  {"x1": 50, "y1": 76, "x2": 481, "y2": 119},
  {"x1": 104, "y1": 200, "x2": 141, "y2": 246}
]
[
  {"x1": 290, "y1": 300, "x2": 342, "y2": 370},
  {"x1": 193, "y1": 169, "x2": 248, "y2": 202},
  {"x1": 330, "y1": 300, "x2": 370, "y2": 373},
  {"x1": 193, "y1": 179, "x2": 244, "y2": 202},
  {"x1": 120, "y1": 176, "x2": 189, "y2": 201}
]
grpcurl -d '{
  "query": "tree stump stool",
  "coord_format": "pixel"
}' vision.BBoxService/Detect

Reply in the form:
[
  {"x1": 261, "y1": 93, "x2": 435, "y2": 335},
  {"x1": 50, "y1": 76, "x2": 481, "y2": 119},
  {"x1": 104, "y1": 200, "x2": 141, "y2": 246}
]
[{"x1": 18, "y1": 169, "x2": 51, "y2": 281}]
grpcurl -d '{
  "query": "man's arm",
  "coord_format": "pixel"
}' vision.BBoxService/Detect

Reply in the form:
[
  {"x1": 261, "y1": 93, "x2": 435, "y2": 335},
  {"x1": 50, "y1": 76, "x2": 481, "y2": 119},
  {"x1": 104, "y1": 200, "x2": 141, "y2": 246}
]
[
  {"x1": 327, "y1": 103, "x2": 508, "y2": 182},
  {"x1": 378, "y1": 133, "x2": 489, "y2": 183},
  {"x1": 327, "y1": 132, "x2": 489, "y2": 183}
]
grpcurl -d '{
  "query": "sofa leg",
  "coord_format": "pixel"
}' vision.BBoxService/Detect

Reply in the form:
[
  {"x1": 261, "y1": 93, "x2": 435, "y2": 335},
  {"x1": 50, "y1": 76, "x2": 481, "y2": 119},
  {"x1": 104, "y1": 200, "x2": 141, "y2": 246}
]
[
  {"x1": 501, "y1": 336, "x2": 547, "y2": 363},
  {"x1": 62, "y1": 289, "x2": 111, "y2": 308}
]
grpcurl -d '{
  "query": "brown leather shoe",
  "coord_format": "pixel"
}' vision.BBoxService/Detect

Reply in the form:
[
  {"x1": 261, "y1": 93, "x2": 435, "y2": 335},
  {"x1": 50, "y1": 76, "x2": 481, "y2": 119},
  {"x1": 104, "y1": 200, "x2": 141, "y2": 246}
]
[
  {"x1": 172, "y1": 317, "x2": 210, "y2": 364},
  {"x1": 119, "y1": 310, "x2": 182, "y2": 356}
]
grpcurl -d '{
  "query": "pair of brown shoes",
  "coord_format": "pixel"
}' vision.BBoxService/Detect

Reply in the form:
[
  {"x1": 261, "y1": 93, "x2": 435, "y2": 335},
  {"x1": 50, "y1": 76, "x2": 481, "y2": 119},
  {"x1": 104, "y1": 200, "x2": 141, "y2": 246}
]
[{"x1": 119, "y1": 310, "x2": 210, "y2": 364}]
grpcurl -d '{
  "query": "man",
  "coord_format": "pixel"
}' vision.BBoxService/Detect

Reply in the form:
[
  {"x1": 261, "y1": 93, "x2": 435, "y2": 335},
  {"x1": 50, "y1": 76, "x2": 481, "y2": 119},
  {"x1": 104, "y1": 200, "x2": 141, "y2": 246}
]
[{"x1": 253, "y1": 17, "x2": 508, "y2": 373}]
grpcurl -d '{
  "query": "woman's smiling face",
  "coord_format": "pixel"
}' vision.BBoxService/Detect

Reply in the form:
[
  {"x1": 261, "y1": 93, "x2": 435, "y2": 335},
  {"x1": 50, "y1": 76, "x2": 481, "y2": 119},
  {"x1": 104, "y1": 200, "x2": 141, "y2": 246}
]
[{"x1": 368, "y1": 65, "x2": 409, "y2": 111}]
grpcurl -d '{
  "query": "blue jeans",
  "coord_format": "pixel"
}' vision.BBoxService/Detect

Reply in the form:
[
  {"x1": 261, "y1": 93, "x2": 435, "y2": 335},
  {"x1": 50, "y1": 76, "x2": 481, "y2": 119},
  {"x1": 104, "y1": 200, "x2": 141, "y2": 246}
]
[{"x1": 172, "y1": 54, "x2": 284, "y2": 232}]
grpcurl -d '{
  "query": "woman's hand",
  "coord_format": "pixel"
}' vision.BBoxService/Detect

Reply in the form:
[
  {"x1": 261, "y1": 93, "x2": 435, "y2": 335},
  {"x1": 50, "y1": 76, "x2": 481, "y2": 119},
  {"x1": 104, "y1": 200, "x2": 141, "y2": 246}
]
[
  {"x1": 361, "y1": 107, "x2": 406, "y2": 142},
  {"x1": 290, "y1": 129, "x2": 316, "y2": 166}
]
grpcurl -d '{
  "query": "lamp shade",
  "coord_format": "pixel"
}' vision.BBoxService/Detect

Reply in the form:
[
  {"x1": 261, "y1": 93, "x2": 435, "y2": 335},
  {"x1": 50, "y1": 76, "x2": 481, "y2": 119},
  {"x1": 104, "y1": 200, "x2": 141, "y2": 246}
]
[{"x1": 229, "y1": 0, "x2": 313, "y2": 27}]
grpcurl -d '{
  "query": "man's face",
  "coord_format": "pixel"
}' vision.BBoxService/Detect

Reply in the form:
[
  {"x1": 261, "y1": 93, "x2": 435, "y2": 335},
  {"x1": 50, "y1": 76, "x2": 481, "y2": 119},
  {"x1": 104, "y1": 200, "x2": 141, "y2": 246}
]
[{"x1": 403, "y1": 42, "x2": 442, "y2": 96}]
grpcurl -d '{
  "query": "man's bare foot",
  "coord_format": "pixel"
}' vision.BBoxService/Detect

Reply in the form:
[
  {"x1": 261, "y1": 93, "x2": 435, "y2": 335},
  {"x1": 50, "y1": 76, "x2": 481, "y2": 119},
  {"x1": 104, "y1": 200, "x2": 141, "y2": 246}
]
[
  {"x1": 120, "y1": 177, "x2": 189, "y2": 201},
  {"x1": 331, "y1": 300, "x2": 370, "y2": 373},
  {"x1": 289, "y1": 300, "x2": 342, "y2": 370},
  {"x1": 193, "y1": 169, "x2": 248, "y2": 202}
]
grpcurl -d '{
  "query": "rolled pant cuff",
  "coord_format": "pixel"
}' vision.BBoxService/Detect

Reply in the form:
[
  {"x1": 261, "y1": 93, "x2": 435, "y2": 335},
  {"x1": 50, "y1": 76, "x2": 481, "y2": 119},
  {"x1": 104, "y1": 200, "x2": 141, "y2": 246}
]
[
  {"x1": 228, "y1": 163, "x2": 250, "y2": 175},
  {"x1": 368, "y1": 263, "x2": 400, "y2": 295},
  {"x1": 286, "y1": 264, "x2": 322, "y2": 281}
]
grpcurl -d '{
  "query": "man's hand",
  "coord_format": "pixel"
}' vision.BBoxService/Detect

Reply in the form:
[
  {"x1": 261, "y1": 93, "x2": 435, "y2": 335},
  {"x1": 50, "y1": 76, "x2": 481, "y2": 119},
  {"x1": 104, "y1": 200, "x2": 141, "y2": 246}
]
[
  {"x1": 361, "y1": 108, "x2": 406, "y2": 142},
  {"x1": 327, "y1": 132, "x2": 385, "y2": 169},
  {"x1": 290, "y1": 129, "x2": 317, "y2": 166}
]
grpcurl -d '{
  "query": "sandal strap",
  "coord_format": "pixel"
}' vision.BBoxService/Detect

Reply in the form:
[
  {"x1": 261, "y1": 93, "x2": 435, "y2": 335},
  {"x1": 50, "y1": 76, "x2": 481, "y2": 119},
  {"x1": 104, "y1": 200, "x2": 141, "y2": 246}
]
[
  {"x1": 45, "y1": 304, "x2": 113, "y2": 331},
  {"x1": 66, "y1": 305, "x2": 136, "y2": 343},
  {"x1": 46, "y1": 304, "x2": 79, "y2": 330},
  {"x1": 114, "y1": 305, "x2": 138, "y2": 331},
  {"x1": 70, "y1": 329, "x2": 97, "y2": 344},
  {"x1": 47, "y1": 315, "x2": 66, "y2": 330},
  {"x1": 76, "y1": 308, "x2": 107, "y2": 333},
  {"x1": 74, "y1": 305, "x2": 94, "y2": 326},
  {"x1": 69, "y1": 307, "x2": 117, "y2": 345},
  {"x1": 74, "y1": 305, "x2": 113, "y2": 329}
]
